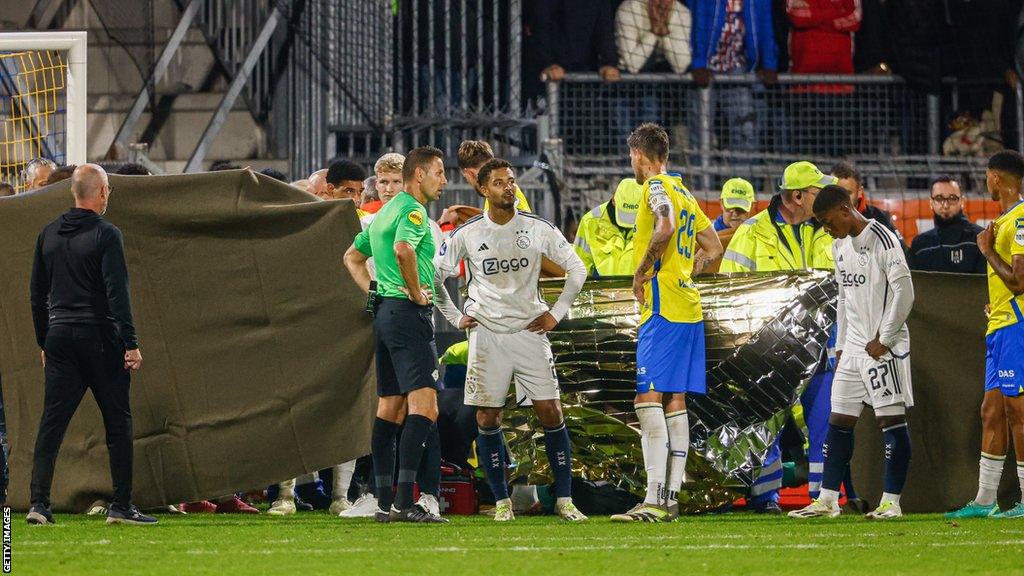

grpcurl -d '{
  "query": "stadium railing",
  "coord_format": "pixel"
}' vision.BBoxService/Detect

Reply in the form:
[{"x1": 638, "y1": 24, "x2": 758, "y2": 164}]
[{"x1": 545, "y1": 73, "x2": 1024, "y2": 241}]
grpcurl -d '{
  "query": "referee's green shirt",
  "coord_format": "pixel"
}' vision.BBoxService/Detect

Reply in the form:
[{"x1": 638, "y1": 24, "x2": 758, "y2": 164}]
[{"x1": 353, "y1": 191, "x2": 436, "y2": 299}]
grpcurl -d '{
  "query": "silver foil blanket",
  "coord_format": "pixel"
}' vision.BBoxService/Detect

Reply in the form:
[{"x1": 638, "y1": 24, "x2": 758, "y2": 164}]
[{"x1": 503, "y1": 272, "x2": 836, "y2": 513}]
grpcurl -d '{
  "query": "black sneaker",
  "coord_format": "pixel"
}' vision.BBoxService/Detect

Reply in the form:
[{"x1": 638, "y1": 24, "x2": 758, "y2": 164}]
[
  {"x1": 294, "y1": 495, "x2": 314, "y2": 512},
  {"x1": 389, "y1": 505, "x2": 448, "y2": 523},
  {"x1": 106, "y1": 504, "x2": 159, "y2": 525},
  {"x1": 26, "y1": 504, "x2": 54, "y2": 525},
  {"x1": 374, "y1": 508, "x2": 390, "y2": 523}
]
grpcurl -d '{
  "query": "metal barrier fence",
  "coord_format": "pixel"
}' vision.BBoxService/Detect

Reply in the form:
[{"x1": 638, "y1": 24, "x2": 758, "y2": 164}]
[{"x1": 547, "y1": 73, "x2": 1023, "y2": 230}]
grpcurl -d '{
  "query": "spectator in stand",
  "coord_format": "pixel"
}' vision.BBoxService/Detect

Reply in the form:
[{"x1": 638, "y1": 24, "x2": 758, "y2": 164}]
[
  {"x1": 830, "y1": 161, "x2": 904, "y2": 248},
  {"x1": 614, "y1": 0, "x2": 692, "y2": 146},
  {"x1": 524, "y1": 0, "x2": 620, "y2": 100},
  {"x1": 21, "y1": 158, "x2": 56, "y2": 192},
  {"x1": 325, "y1": 160, "x2": 367, "y2": 202},
  {"x1": 45, "y1": 165, "x2": 76, "y2": 186},
  {"x1": 908, "y1": 176, "x2": 987, "y2": 274},
  {"x1": 786, "y1": 0, "x2": 860, "y2": 80},
  {"x1": 0, "y1": 182, "x2": 13, "y2": 197},
  {"x1": 616, "y1": 0, "x2": 692, "y2": 74},
  {"x1": 115, "y1": 163, "x2": 151, "y2": 176},
  {"x1": 689, "y1": 0, "x2": 779, "y2": 151}
]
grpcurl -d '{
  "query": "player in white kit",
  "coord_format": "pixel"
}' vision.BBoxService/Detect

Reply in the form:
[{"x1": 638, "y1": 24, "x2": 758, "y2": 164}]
[
  {"x1": 433, "y1": 158, "x2": 589, "y2": 522},
  {"x1": 789, "y1": 185, "x2": 915, "y2": 520}
]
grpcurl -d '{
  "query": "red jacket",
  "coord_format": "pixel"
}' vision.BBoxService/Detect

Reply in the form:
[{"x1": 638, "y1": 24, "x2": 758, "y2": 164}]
[{"x1": 787, "y1": 0, "x2": 861, "y2": 93}]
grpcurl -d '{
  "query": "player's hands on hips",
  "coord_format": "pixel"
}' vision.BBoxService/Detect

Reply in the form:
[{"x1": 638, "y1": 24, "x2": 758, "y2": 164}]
[
  {"x1": 458, "y1": 315, "x2": 478, "y2": 330},
  {"x1": 400, "y1": 285, "x2": 432, "y2": 306},
  {"x1": 633, "y1": 271, "x2": 653, "y2": 306},
  {"x1": 864, "y1": 338, "x2": 889, "y2": 360},
  {"x1": 527, "y1": 312, "x2": 557, "y2": 335},
  {"x1": 978, "y1": 221, "x2": 996, "y2": 257},
  {"x1": 40, "y1": 349, "x2": 46, "y2": 368},
  {"x1": 124, "y1": 348, "x2": 142, "y2": 371}
]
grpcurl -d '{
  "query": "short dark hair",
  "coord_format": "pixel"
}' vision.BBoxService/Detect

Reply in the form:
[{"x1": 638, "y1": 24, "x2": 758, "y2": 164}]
[
  {"x1": 402, "y1": 146, "x2": 444, "y2": 182},
  {"x1": 830, "y1": 160, "x2": 861, "y2": 185},
  {"x1": 477, "y1": 158, "x2": 514, "y2": 186},
  {"x1": 457, "y1": 140, "x2": 494, "y2": 170},
  {"x1": 209, "y1": 160, "x2": 242, "y2": 171},
  {"x1": 0, "y1": 182, "x2": 13, "y2": 196},
  {"x1": 116, "y1": 162, "x2": 151, "y2": 176},
  {"x1": 260, "y1": 167, "x2": 288, "y2": 182},
  {"x1": 45, "y1": 165, "x2": 76, "y2": 185},
  {"x1": 929, "y1": 175, "x2": 959, "y2": 193},
  {"x1": 812, "y1": 184, "x2": 852, "y2": 215},
  {"x1": 326, "y1": 159, "x2": 366, "y2": 185},
  {"x1": 627, "y1": 123, "x2": 669, "y2": 162},
  {"x1": 988, "y1": 150, "x2": 1024, "y2": 180}
]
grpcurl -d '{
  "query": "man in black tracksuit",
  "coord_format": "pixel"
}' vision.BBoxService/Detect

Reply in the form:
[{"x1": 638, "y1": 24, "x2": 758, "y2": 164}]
[
  {"x1": 27, "y1": 164, "x2": 155, "y2": 525},
  {"x1": 908, "y1": 175, "x2": 987, "y2": 274}
]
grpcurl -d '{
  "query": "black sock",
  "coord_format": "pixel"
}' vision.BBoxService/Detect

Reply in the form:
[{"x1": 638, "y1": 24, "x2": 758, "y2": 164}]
[
  {"x1": 821, "y1": 424, "x2": 855, "y2": 492},
  {"x1": 416, "y1": 421, "x2": 441, "y2": 498},
  {"x1": 395, "y1": 414, "x2": 433, "y2": 510},
  {"x1": 477, "y1": 426, "x2": 509, "y2": 501},
  {"x1": 543, "y1": 422, "x2": 573, "y2": 499},
  {"x1": 371, "y1": 417, "x2": 401, "y2": 511},
  {"x1": 883, "y1": 423, "x2": 912, "y2": 494}
]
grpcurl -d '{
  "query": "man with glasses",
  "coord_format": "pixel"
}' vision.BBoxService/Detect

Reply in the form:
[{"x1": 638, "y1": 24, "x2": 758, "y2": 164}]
[{"x1": 908, "y1": 176, "x2": 987, "y2": 274}]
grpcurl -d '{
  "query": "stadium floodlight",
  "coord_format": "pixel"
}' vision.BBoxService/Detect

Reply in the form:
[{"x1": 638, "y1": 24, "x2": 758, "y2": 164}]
[{"x1": 0, "y1": 31, "x2": 87, "y2": 192}]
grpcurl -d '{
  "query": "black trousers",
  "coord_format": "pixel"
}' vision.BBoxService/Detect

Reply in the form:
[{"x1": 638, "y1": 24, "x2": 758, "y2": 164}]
[{"x1": 30, "y1": 325, "x2": 133, "y2": 508}]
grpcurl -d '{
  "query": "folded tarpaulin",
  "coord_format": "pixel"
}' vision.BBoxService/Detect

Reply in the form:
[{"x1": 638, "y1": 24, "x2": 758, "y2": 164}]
[{"x1": 0, "y1": 169, "x2": 375, "y2": 511}]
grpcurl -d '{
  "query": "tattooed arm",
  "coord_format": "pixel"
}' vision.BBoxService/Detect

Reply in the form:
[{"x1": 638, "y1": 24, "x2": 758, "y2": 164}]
[{"x1": 633, "y1": 183, "x2": 676, "y2": 305}]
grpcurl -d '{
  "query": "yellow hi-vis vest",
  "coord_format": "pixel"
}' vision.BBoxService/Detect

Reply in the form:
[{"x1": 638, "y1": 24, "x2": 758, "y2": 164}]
[
  {"x1": 573, "y1": 201, "x2": 636, "y2": 277},
  {"x1": 720, "y1": 195, "x2": 834, "y2": 272}
]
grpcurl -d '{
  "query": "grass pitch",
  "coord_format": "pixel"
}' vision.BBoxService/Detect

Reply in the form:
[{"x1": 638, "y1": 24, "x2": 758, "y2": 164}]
[{"x1": 12, "y1": 511, "x2": 1024, "y2": 575}]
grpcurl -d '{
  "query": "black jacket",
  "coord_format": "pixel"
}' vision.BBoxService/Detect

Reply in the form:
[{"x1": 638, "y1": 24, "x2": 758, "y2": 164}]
[
  {"x1": 30, "y1": 208, "x2": 139, "y2": 350},
  {"x1": 861, "y1": 203, "x2": 906, "y2": 250},
  {"x1": 908, "y1": 214, "x2": 987, "y2": 274}
]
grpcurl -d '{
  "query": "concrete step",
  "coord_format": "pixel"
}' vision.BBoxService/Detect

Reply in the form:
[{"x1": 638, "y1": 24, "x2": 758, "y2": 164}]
[
  {"x1": 150, "y1": 158, "x2": 290, "y2": 175},
  {"x1": 89, "y1": 108, "x2": 264, "y2": 161},
  {"x1": 89, "y1": 92, "x2": 249, "y2": 114}
]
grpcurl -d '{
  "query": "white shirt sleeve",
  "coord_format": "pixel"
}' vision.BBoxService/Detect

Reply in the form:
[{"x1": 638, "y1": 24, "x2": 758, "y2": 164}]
[
  {"x1": 432, "y1": 232, "x2": 467, "y2": 328},
  {"x1": 878, "y1": 245, "x2": 914, "y2": 349},
  {"x1": 834, "y1": 246, "x2": 847, "y2": 354},
  {"x1": 542, "y1": 226, "x2": 587, "y2": 322}
]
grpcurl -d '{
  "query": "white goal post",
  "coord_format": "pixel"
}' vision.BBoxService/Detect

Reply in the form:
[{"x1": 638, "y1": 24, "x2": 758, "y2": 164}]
[{"x1": 0, "y1": 30, "x2": 87, "y2": 183}]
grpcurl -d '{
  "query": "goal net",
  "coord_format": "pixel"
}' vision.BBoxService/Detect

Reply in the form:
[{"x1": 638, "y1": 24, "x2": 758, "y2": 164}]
[{"x1": 0, "y1": 32, "x2": 86, "y2": 193}]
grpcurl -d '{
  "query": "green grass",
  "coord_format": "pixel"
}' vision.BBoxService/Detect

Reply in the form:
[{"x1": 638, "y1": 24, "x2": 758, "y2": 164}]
[{"x1": 11, "y1": 511, "x2": 1024, "y2": 575}]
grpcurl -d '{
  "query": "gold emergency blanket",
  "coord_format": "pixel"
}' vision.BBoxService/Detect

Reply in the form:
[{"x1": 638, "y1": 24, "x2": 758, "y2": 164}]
[{"x1": 506, "y1": 273, "x2": 836, "y2": 513}]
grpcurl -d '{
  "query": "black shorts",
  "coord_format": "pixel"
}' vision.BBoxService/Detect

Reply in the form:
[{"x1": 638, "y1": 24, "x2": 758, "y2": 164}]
[{"x1": 373, "y1": 297, "x2": 439, "y2": 397}]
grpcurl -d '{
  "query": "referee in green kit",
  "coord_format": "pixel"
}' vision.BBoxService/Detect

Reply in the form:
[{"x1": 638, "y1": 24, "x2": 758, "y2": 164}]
[{"x1": 344, "y1": 146, "x2": 448, "y2": 523}]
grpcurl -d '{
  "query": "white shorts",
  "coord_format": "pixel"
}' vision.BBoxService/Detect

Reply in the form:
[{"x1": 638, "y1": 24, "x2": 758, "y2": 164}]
[
  {"x1": 464, "y1": 325, "x2": 560, "y2": 408},
  {"x1": 832, "y1": 353, "x2": 914, "y2": 417}
]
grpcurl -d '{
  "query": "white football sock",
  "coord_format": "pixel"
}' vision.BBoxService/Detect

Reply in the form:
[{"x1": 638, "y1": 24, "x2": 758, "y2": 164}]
[
  {"x1": 880, "y1": 492, "x2": 900, "y2": 506},
  {"x1": 279, "y1": 478, "x2": 296, "y2": 500},
  {"x1": 818, "y1": 488, "x2": 840, "y2": 507},
  {"x1": 334, "y1": 460, "x2": 357, "y2": 501},
  {"x1": 665, "y1": 410, "x2": 689, "y2": 507},
  {"x1": 637, "y1": 402, "x2": 668, "y2": 505},
  {"x1": 976, "y1": 453, "x2": 1005, "y2": 506}
]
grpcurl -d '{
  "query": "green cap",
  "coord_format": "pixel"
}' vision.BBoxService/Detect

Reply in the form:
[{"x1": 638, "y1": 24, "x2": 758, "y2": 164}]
[
  {"x1": 720, "y1": 178, "x2": 755, "y2": 211},
  {"x1": 613, "y1": 178, "x2": 643, "y2": 227},
  {"x1": 781, "y1": 161, "x2": 838, "y2": 191}
]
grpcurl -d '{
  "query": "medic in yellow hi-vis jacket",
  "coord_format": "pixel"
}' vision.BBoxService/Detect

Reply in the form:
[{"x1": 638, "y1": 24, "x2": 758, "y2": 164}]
[
  {"x1": 720, "y1": 161, "x2": 847, "y2": 513},
  {"x1": 573, "y1": 178, "x2": 643, "y2": 277}
]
